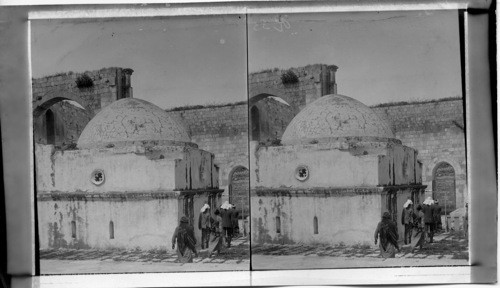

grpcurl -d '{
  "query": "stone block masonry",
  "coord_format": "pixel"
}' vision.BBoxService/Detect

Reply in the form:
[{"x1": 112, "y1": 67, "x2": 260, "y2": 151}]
[
  {"x1": 33, "y1": 100, "x2": 92, "y2": 146},
  {"x1": 33, "y1": 67, "x2": 134, "y2": 146},
  {"x1": 252, "y1": 97, "x2": 295, "y2": 143},
  {"x1": 372, "y1": 98, "x2": 466, "y2": 208},
  {"x1": 32, "y1": 67, "x2": 134, "y2": 118},
  {"x1": 166, "y1": 103, "x2": 249, "y2": 199},
  {"x1": 249, "y1": 64, "x2": 338, "y2": 112}
]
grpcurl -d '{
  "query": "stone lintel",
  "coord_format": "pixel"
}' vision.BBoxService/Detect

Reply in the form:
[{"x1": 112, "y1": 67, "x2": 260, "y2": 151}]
[
  {"x1": 37, "y1": 189, "x2": 222, "y2": 201},
  {"x1": 251, "y1": 187, "x2": 385, "y2": 197},
  {"x1": 177, "y1": 189, "x2": 224, "y2": 196},
  {"x1": 378, "y1": 184, "x2": 428, "y2": 193}
]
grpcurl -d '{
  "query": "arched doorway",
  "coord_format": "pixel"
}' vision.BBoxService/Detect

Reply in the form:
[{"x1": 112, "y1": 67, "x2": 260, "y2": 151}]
[
  {"x1": 250, "y1": 106, "x2": 260, "y2": 141},
  {"x1": 432, "y1": 162, "x2": 456, "y2": 214},
  {"x1": 229, "y1": 166, "x2": 249, "y2": 219},
  {"x1": 45, "y1": 109, "x2": 55, "y2": 145}
]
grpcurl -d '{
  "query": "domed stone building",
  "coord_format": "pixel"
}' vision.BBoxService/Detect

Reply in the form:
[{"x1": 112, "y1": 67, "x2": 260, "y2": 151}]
[
  {"x1": 36, "y1": 98, "x2": 223, "y2": 250},
  {"x1": 250, "y1": 94, "x2": 426, "y2": 246}
]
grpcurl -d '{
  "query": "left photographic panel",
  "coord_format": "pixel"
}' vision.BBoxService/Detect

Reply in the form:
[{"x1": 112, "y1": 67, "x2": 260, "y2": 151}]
[{"x1": 31, "y1": 15, "x2": 249, "y2": 274}]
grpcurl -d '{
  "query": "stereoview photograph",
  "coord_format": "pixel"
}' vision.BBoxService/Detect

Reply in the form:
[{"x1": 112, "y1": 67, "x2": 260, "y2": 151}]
[
  {"x1": 30, "y1": 9, "x2": 470, "y2": 276},
  {"x1": 247, "y1": 11, "x2": 468, "y2": 270},
  {"x1": 31, "y1": 15, "x2": 250, "y2": 274}
]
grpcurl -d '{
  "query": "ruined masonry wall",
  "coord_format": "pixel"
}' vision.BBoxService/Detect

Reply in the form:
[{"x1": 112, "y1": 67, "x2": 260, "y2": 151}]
[
  {"x1": 372, "y1": 99, "x2": 467, "y2": 207},
  {"x1": 253, "y1": 97, "x2": 295, "y2": 143},
  {"x1": 34, "y1": 101, "x2": 91, "y2": 146},
  {"x1": 249, "y1": 64, "x2": 337, "y2": 112},
  {"x1": 33, "y1": 67, "x2": 132, "y2": 146},
  {"x1": 32, "y1": 68, "x2": 124, "y2": 116}
]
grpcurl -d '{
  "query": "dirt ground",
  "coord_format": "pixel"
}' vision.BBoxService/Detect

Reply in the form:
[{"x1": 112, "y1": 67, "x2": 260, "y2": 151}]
[
  {"x1": 39, "y1": 231, "x2": 468, "y2": 274},
  {"x1": 40, "y1": 236, "x2": 250, "y2": 274},
  {"x1": 251, "y1": 231, "x2": 468, "y2": 270}
]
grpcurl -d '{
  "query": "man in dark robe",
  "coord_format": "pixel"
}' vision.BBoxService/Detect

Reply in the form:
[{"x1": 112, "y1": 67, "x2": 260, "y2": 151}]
[
  {"x1": 172, "y1": 216, "x2": 197, "y2": 263},
  {"x1": 374, "y1": 212, "x2": 400, "y2": 258}
]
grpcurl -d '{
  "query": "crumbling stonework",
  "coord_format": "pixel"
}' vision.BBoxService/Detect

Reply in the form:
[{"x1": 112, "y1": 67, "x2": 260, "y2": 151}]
[
  {"x1": 251, "y1": 97, "x2": 295, "y2": 143},
  {"x1": 33, "y1": 67, "x2": 134, "y2": 146},
  {"x1": 33, "y1": 101, "x2": 91, "y2": 146},
  {"x1": 249, "y1": 64, "x2": 338, "y2": 112}
]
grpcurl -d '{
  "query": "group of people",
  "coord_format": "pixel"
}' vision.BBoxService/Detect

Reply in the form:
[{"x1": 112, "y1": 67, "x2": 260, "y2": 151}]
[
  {"x1": 374, "y1": 197, "x2": 442, "y2": 258},
  {"x1": 171, "y1": 201, "x2": 240, "y2": 263}
]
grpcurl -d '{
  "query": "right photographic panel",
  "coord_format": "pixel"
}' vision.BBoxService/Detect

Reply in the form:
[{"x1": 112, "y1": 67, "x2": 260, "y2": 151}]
[{"x1": 248, "y1": 11, "x2": 468, "y2": 270}]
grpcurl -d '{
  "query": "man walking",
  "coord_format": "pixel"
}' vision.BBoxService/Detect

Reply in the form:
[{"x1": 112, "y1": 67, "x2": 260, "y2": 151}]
[
  {"x1": 422, "y1": 197, "x2": 435, "y2": 243},
  {"x1": 220, "y1": 201, "x2": 233, "y2": 248},
  {"x1": 401, "y1": 199, "x2": 413, "y2": 245},
  {"x1": 198, "y1": 203, "x2": 211, "y2": 249}
]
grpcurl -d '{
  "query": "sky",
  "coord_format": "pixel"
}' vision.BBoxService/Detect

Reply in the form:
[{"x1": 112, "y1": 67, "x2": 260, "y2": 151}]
[{"x1": 31, "y1": 10, "x2": 462, "y2": 109}]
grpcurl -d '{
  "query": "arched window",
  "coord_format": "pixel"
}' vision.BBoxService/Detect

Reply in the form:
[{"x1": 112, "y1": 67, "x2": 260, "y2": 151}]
[
  {"x1": 276, "y1": 216, "x2": 281, "y2": 234},
  {"x1": 109, "y1": 221, "x2": 114, "y2": 239},
  {"x1": 251, "y1": 106, "x2": 260, "y2": 141},
  {"x1": 313, "y1": 216, "x2": 319, "y2": 234},
  {"x1": 71, "y1": 221, "x2": 76, "y2": 238},
  {"x1": 45, "y1": 109, "x2": 55, "y2": 145}
]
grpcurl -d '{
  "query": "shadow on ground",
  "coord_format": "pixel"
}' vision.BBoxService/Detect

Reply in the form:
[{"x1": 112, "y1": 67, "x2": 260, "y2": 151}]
[
  {"x1": 251, "y1": 231, "x2": 468, "y2": 260},
  {"x1": 40, "y1": 236, "x2": 250, "y2": 264}
]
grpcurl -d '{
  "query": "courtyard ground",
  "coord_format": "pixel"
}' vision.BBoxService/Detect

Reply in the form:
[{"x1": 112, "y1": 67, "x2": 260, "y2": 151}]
[
  {"x1": 252, "y1": 231, "x2": 468, "y2": 270},
  {"x1": 40, "y1": 236, "x2": 250, "y2": 274}
]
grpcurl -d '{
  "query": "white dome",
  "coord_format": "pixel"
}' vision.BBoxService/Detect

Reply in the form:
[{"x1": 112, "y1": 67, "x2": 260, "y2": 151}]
[
  {"x1": 77, "y1": 98, "x2": 191, "y2": 149},
  {"x1": 282, "y1": 94, "x2": 394, "y2": 145}
]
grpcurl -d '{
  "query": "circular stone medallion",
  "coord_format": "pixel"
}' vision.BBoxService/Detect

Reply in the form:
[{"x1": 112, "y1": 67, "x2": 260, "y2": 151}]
[
  {"x1": 295, "y1": 165, "x2": 309, "y2": 181},
  {"x1": 91, "y1": 169, "x2": 105, "y2": 186}
]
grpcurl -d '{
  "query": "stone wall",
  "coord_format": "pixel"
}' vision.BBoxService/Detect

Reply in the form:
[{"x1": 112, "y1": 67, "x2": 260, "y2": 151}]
[
  {"x1": 372, "y1": 98, "x2": 466, "y2": 208},
  {"x1": 249, "y1": 64, "x2": 338, "y2": 112},
  {"x1": 251, "y1": 97, "x2": 295, "y2": 143},
  {"x1": 37, "y1": 190, "x2": 223, "y2": 250},
  {"x1": 35, "y1": 144, "x2": 219, "y2": 193},
  {"x1": 165, "y1": 104, "x2": 249, "y2": 199},
  {"x1": 32, "y1": 67, "x2": 133, "y2": 145},
  {"x1": 33, "y1": 101, "x2": 91, "y2": 147},
  {"x1": 251, "y1": 188, "x2": 382, "y2": 246},
  {"x1": 250, "y1": 142, "x2": 381, "y2": 189},
  {"x1": 38, "y1": 193, "x2": 180, "y2": 250}
]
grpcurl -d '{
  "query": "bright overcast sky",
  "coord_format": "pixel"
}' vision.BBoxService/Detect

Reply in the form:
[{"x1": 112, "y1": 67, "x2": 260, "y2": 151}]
[{"x1": 31, "y1": 10, "x2": 461, "y2": 109}]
